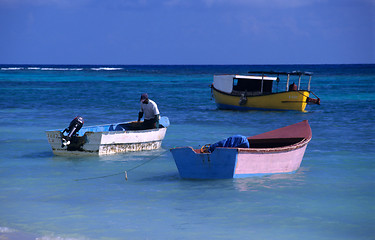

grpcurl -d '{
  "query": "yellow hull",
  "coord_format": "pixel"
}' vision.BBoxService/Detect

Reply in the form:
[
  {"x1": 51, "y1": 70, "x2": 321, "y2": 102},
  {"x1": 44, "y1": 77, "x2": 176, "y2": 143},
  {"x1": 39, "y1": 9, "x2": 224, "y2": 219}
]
[{"x1": 212, "y1": 88, "x2": 309, "y2": 112}]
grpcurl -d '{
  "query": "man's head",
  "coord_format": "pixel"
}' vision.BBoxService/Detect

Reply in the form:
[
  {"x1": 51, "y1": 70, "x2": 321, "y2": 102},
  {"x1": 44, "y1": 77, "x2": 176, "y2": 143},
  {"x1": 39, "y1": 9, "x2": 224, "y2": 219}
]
[{"x1": 140, "y1": 93, "x2": 148, "y2": 103}]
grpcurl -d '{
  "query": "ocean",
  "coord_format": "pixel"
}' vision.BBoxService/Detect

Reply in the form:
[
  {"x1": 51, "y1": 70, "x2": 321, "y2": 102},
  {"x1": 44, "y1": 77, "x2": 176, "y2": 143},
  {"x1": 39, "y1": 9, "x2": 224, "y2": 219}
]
[{"x1": 0, "y1": 64, "x2": 374, "y2": 240}]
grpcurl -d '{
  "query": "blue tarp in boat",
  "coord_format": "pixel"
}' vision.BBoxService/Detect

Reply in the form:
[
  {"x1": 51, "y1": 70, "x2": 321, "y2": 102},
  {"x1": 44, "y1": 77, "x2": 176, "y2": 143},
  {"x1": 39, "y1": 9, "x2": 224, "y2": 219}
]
[{"x1": 209, "y1": 135, "x2": 249, "y2": 152}]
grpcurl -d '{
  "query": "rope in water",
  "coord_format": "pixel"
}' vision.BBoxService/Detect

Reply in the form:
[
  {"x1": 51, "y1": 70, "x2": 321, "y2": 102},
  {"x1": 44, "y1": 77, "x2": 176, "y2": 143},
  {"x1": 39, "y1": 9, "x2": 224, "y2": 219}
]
[{"x1": 74, "y1": 150, "x2": 168, "y2": 182}]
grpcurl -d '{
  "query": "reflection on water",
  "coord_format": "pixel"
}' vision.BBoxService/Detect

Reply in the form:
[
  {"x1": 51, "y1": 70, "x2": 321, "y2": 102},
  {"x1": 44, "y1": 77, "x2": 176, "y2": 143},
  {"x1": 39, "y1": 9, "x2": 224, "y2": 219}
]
[{"x1": 234, "y1": 167, "x2": 308, "y2": 192}]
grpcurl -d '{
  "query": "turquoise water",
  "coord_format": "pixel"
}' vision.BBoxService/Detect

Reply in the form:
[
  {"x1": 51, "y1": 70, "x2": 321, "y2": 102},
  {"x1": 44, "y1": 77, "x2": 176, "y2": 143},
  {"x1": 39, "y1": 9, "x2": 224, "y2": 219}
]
[{"x1": 0, "y1": 65, "x2": 374, "y2": 240}]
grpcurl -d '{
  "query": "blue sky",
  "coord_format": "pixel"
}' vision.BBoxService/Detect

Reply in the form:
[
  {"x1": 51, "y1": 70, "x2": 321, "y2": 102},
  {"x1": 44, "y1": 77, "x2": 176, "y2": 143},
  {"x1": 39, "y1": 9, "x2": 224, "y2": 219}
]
[{"x1": 0, "y1": 0, "x2": 374, "y2": 64}]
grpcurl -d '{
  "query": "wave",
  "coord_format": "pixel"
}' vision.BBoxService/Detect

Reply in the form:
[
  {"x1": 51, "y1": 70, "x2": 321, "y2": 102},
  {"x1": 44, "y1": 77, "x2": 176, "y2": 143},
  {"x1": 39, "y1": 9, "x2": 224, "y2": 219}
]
[
  {"x1": 1, "y1": 67, "x2": 84, "y2": 71},
  {"x1": 0, "y1": 227, "x2": 16, "y2": 233},
  {"x1": 36, "y1": 234, "x2": 90, "y2": 240},
  {"x1": 91, "y1": 67, "x2": 123, "y2": 71},
  {"x1": 1, "y1": 66, "x2": 125, "y2": 72},
  {"x1": 40, "y1": 68, "x2": 83, "y2": 71},
  {"x1": 0, "y1": 226, "x2": 89, "y2": 240},
  {"x1": 28, "y1": 67, "x2": 84, "y2": 71},
  {"x1": 1, "y1": 67, "x2": 24, "y2": 70}
]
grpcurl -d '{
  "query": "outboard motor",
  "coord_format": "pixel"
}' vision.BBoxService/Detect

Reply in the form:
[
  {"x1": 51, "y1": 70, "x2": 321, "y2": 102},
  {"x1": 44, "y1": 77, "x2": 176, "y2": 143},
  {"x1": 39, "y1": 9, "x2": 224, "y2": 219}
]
[{"x1": 61, "y1": 116, "x2": 84, "y2": 147}]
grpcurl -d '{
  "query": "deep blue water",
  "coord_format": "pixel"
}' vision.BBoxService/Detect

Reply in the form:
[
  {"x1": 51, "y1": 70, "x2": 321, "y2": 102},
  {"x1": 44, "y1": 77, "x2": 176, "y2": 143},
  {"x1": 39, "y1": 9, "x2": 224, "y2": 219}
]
[{"x1": 0, "y1": 65, "x2": 374, "y2": 240}]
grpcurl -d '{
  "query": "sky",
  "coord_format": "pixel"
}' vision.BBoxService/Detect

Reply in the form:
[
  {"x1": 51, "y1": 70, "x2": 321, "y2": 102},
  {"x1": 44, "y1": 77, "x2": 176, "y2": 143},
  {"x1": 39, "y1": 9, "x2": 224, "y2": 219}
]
[{"x1": 0, "y1": 0, "x2": 374, "y2": 65}]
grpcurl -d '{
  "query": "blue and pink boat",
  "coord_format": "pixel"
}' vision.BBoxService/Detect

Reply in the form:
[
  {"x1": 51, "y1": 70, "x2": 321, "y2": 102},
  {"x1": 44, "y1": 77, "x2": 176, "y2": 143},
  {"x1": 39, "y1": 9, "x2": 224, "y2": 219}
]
[{"x1": 170, "y1": 120, "x2": 312, "y2": 179}]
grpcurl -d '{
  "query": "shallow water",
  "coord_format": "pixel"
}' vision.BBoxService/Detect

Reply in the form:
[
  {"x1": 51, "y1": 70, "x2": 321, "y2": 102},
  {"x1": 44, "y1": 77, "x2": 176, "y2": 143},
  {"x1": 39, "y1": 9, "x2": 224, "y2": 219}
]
[{"x1": 0, "y1": 65, "x2": 374, "y2": 239}]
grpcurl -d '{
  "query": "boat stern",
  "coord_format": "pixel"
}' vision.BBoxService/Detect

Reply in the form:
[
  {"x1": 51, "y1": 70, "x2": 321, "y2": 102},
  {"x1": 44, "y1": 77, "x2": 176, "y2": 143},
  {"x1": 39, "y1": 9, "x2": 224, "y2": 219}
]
[{"x1": 46, "y1": 130, "x2": 64, "y2": 153}]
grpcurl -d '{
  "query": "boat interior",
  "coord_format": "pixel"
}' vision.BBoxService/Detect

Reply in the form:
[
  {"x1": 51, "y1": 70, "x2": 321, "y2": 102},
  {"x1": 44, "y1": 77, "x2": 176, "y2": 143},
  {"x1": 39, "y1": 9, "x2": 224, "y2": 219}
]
[
  {"x1": 113, "y1": 122, "x2": 166, "y2": 131},
  {"x1": 234, "y1": 77, "x2": 273, "y2": 91},
  {"x1": 193, "y1": 137, "x2": 305, "y2": 153},
  {"x1": 76, "y1": 122, "x2": 166, "y2": 135},
  {"x1": 232, "y1": 77, "x2": 274, "y2": 96},
  {"x1": 248, "y1": 138, "x2": 305, "y2": 148}
]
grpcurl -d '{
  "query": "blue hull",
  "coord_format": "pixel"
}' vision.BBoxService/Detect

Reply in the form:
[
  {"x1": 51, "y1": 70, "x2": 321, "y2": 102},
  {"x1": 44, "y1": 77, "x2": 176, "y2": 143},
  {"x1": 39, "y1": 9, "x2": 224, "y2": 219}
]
[{"x1": 170, "y1": 147, "x2": 238, "y2": 179}]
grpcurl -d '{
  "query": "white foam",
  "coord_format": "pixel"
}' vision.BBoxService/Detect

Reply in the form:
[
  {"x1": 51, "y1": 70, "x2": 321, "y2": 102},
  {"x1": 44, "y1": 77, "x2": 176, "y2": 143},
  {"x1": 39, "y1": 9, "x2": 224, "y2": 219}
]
[
  {"x1": 0, "y1": 227, "x2": 89, "y2": 240},
  {"x1": 38, "y1": 68, "x2": 82, "y2": 71},
  {"x1": 91, "y1": 67, "x2": 123, "y2": 71},
  {"x1": 36, "y1": 235, "x2": 90, "y2": 240},
  {"x1": 41, "y1": 68, "x2": 69, "y2": 71},
  {"x1": 0, "y1": 226, "x2": 16, "y2": 233},
  {"x1": 1, "y1": 67, "x2": 24, "y2": 70}
]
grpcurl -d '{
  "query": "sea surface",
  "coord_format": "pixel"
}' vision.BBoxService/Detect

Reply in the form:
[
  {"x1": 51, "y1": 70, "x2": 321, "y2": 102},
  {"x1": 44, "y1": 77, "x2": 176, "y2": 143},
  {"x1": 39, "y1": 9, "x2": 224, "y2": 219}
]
[{"x1": 0, "y1": 64, "x2": 374, "y2": 240}]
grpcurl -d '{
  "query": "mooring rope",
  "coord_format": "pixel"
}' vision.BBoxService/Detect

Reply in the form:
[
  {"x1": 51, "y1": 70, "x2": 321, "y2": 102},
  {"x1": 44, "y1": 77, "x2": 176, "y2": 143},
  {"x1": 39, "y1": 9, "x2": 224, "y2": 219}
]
[{"x1": 74, "y1": 150, "x2": 168, "y2": 182}]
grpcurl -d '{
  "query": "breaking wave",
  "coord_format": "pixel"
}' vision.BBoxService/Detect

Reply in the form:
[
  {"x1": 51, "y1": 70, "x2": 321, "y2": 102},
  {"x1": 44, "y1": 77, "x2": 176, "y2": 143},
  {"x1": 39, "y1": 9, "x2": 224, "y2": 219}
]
[
  {"x1": 0, "y1": 226, "x2": 90, "y2": 240},
  {"x1": 90, "y1": 67, "x2": 123, "y2": 71},
  {"x1": 1, "y1": 66, "x2": 124, "y2": 71},
  {"x1": 0, "y1": 227, "x2": 16, "y2": 233}
]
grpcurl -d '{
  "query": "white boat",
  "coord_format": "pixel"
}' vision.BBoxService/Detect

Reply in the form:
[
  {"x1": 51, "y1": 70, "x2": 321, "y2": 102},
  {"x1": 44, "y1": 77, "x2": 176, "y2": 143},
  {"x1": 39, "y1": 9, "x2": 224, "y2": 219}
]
[{"x1": 46, "y1": 117, "x2": 170, "y2": 156}]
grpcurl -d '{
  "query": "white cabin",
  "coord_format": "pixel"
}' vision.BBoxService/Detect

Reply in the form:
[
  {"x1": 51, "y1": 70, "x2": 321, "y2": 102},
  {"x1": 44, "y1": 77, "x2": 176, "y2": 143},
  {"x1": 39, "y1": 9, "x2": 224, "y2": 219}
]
[{"x1": 213, "y1": 75, "x2": 278, "y2": 95}]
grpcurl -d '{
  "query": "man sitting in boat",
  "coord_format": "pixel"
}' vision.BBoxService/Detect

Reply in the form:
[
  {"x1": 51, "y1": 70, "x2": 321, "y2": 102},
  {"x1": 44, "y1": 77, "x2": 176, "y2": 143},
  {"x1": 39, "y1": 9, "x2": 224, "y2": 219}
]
[
  {"x1": 138, "y1": 93, "x2": 160, "y2": 129},
  {"x1": 289, "y1": 82, "x2": 298, "y2": 91}
]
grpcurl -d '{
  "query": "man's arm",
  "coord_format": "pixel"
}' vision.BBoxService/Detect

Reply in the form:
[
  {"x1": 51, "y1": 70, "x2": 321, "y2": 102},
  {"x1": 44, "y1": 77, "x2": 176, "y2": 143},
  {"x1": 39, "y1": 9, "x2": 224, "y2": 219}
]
[{"x1": 138, "y1": 112, "x2": 143, "y2": 122}]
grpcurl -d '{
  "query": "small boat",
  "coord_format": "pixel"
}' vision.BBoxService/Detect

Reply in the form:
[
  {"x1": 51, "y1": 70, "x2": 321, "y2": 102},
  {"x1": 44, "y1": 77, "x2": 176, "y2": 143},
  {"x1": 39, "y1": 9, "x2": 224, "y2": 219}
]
[
  {"x1": 46, "y1": 116, "x2": 170, "y2": 156},
  {"x1": 170, "y1": 120, "x2": 311, "y2": 179},
  {"x1": 211, "y1": 71, "x2": 320, "y2": 112}
]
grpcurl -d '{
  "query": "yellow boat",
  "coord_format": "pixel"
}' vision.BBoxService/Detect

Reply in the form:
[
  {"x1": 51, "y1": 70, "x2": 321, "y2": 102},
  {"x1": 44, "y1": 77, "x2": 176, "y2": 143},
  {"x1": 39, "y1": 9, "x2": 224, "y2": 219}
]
[{"x1": 211, "y1": 71, "x2": 320, "y2": 112}]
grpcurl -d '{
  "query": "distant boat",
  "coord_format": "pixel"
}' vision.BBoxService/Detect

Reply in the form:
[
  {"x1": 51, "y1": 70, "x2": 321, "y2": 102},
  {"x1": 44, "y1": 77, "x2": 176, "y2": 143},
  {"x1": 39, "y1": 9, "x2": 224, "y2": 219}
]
[
  {"x1": 211, "y1": 71, "x2": 320, "y2": 111},
  {"x1": 170, "y1": 120, "x2": 311, "y2": 179},
  {"x1": 46, "y1": 117, "x2": 170, "y2": 156}
]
